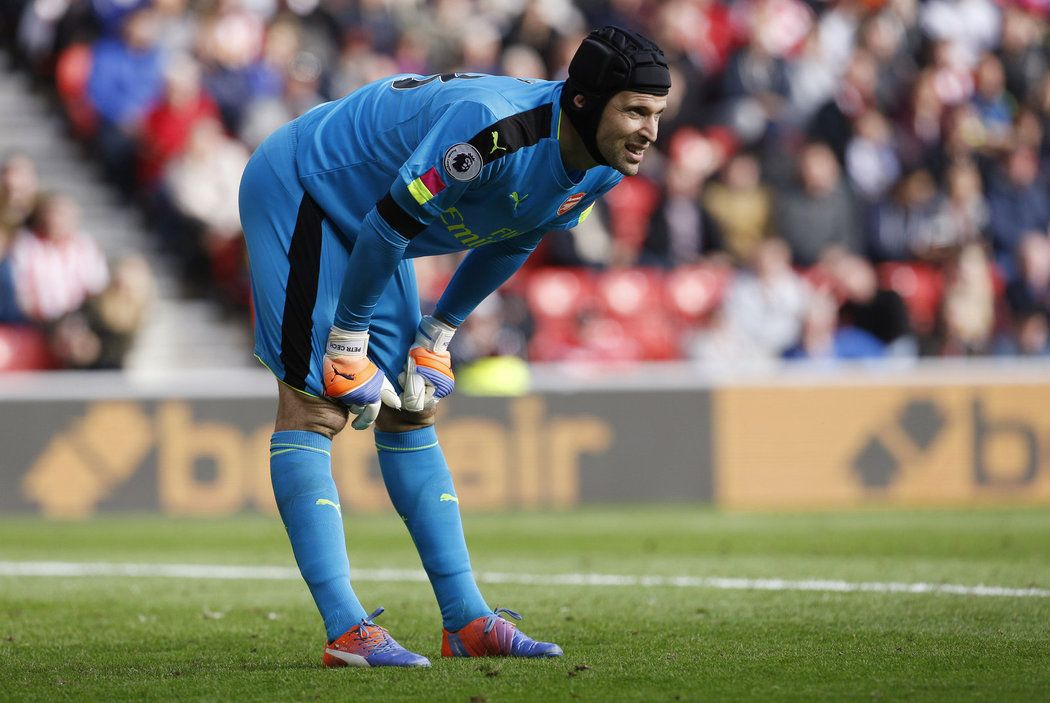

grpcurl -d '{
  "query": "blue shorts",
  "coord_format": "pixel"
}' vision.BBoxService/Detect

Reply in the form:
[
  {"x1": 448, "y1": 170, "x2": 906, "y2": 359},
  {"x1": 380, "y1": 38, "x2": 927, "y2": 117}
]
[{"x1": 239, "y1": 123, "x2": 420, "y2": 397}]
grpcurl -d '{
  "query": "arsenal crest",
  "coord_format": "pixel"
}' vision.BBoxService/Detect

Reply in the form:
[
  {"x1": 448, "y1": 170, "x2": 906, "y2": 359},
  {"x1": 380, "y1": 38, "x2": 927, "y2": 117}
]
[{"x1": 557, "y1": 192, "x2": 586, "y2": 216}]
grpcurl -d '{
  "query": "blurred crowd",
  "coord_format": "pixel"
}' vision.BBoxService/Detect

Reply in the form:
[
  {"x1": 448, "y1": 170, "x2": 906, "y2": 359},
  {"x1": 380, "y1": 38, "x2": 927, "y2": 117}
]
[
  {"x1": 0, "y1": 151, "x2": 154, "y2": 369},
  {"x1": 1, "y1": 0, "x2": 1049, "y2": 371}
]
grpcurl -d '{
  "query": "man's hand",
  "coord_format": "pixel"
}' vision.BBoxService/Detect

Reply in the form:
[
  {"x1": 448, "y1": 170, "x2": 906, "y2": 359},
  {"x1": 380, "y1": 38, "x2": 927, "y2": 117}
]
[
  {"x1": 323, "y1": 327, "x2": 401, "y2": 430},
  {"x1": 399, "y1": 316, "x2": 457, "y2": 413}
]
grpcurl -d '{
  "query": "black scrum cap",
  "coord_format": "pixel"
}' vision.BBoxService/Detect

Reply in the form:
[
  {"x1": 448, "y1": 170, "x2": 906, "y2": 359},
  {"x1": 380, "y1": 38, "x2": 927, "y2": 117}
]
[{"x1": 560, "y1": 26, "x2": 671, "y2": 166}]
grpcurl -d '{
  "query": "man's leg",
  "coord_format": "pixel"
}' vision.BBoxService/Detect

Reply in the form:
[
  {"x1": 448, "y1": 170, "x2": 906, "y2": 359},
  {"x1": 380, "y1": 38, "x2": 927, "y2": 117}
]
[
  {"x1": 271, "y1": 383, "x2": 367, "y2": 641},
  {"x1": 374, "y1": 405, "x2": 490, "y2": 630},
  {"x1": 271, "y1": 384, "x2": 429, "y2": 668},
  {"x1": 374, "y1": 406, "x2": 562, "y2": 658}
]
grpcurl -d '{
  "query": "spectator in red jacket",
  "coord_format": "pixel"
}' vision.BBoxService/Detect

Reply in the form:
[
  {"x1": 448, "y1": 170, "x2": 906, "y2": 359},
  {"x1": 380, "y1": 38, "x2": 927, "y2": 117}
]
[{"x1": 138, "y1": 53, "x2": 221, "y2": 188}]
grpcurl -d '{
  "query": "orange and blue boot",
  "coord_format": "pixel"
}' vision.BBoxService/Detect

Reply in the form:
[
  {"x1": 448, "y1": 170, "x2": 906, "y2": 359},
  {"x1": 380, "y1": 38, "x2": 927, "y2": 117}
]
[
  {"x1": 441, "y1": 608, "x2": 563, "y2": 658},
  {"x1": 323, "y1": 608, "x2": 430, "y2": 668}
]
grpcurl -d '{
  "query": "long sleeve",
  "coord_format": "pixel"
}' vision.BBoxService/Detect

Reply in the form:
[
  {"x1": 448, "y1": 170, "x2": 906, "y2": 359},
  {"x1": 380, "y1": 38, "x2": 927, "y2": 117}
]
[
  {"x1": 333, "y1": 207, "x2": 414, "y2": 330},
  {"x1": 434, "y1": 231, "x2": 544, "y2": 326}
]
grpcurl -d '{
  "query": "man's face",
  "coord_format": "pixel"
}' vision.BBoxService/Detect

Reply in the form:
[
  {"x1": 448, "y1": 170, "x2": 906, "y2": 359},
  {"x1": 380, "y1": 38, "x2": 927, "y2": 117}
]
[{"x1": 594, "y1": 91, "x2": 667, "y2": 176}]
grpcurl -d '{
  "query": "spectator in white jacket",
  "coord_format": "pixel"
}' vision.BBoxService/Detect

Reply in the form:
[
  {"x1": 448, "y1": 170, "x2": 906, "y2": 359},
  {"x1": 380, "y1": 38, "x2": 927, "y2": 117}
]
[{"x1": 8, "y1": 194, "x2": 109, "y2": 323}]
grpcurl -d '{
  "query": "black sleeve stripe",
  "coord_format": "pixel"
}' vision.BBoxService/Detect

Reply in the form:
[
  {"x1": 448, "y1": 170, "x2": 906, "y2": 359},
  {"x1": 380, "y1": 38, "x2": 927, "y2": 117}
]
[
  {"x1": 468, "y1": 103, "x2": 552, "y2": 166},
  {"x1": 377, "y1": 192, "x2": 427, "y2": 239}
]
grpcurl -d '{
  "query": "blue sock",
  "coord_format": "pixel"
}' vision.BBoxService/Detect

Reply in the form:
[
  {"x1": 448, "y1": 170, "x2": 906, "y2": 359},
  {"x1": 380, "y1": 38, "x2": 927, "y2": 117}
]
[
  {"x1": 375, "y1": 426, "x2": 490, "y2": 630},
  {"x1": 270, "y1": 430, "x2": 368, "y2": 642}
]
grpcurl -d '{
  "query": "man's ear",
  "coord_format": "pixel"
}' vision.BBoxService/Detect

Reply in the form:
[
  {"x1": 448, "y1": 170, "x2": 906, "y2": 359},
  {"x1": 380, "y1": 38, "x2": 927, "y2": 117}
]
[{"x1": 573, "y1": 94, "x2": 586, "y2": 109}]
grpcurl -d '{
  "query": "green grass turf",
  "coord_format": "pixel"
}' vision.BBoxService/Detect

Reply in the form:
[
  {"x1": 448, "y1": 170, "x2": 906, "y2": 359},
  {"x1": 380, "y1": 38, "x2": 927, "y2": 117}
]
[{"x1": 1, "y1": 506, "x2": 1048, "y2": 702}]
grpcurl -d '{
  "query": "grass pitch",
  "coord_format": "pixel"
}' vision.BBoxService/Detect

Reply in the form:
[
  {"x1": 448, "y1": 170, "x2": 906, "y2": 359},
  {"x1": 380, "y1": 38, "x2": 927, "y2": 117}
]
[{"x1": 1, "y1": 506, "x2": 1048, "y2": 702}]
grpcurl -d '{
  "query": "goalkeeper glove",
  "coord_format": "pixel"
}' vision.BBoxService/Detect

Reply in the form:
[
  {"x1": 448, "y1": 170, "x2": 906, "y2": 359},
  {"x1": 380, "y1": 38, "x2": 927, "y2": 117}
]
[
  {"x1": 323, "y1": 327, "x2": 401, "y2": 430},
  {"x1": 399, "y1": 315, "x2": 456, "y2": 413}
]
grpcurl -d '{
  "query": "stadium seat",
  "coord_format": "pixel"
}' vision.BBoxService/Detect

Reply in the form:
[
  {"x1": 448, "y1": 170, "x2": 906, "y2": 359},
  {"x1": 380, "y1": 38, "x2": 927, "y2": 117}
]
[
  {"x1": 209, "y1": 237, "x2": 251, "y2": 307},
  {"x1": 596, "y1": 268, "x2": 664, "y2": 319},
  {"x1": 523, "y1": 268, "x2": 597, "y2": 321},
  {"x1": 0, "y1": 325, "x2": 56, "y2": 371},
  {"x1": 498, "y1": 267, "x2": 530, "y2": 297},
  {"x1": 664, "y1": 264, "x2": 732, "y2": 323},
  {"x1": 629, "y1": 313, "x2": 681, "y2": 360},
  {"x1": 877, "y1": 262, "x2": 945, "y2": 335},
  {"x1": 987, "y1": 261, "x2": 1006, "y2": 298},
  {"x1": 603, "y1": 176, "x2": 661, "y2": 256},
  {"x1": 571, "y1": 316, "x2": 646, "y2": 362},
  {"x1": 527, "y1": 318, "x2": 580, "y2": 361},
  {"x1": 799, "y1": 264, "x2": 837, "y2": 297}
]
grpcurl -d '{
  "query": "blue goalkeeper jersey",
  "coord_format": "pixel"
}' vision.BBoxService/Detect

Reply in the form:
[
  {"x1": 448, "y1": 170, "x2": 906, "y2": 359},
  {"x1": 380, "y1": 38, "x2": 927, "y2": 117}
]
[{"x1": 292, "y1": 74, "x2": 621, "y2": 258}]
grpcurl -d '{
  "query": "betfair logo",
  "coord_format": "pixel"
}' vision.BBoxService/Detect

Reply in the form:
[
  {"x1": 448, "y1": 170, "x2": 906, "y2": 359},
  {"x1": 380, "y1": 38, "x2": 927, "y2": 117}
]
[
  {"x1": 852, "y1": 399, "x2": 945, "y2": 488},
  {"x1": 509, "y1": 191, "x2": 529, "y2": 211},
  {"x1": 18, "y1": 396, "x2": 610, "y2": 516},
  {"x1": 490, "y1": 131, "x2": 507, "y2": 155},
  {"x1": 22, "y1": 402, "x2": 281, "y2": 518},
  {"x1": 851, "y1": 397, "x2": 1045, "y2": 490},
  {"x1": 315, "y1": 498, "x2": 342, "y2": 515},
  {"x1": 22, "y1": 402, "x2": 153, "y2": 518}
]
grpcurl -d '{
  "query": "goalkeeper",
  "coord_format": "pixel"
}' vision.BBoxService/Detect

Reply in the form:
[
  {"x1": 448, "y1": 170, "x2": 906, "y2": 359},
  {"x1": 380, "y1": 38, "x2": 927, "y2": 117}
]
[{"x1": 239, "y1": 26, "x2": 670, "y2": 668}]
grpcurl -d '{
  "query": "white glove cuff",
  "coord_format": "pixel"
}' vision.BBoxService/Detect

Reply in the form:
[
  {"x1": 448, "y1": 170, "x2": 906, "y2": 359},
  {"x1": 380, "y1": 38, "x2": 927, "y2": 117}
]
[
  {"x1": 418, "y1": 315, "x2": 457, "y2": 353},
  {"x1": 327, "y1": 326, "x2": 369, "y2": 357}
]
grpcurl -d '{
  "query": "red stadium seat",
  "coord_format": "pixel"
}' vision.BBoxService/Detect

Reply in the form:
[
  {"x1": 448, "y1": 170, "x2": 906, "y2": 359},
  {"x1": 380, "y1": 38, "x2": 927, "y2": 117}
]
[
  {"x1": 499, "y1": 267, "x2": 530, "y2": 297},
  {"x1": 527, "y1": 318, "x2": 580, "y2": 361},
  {"x1": 799, "y1": 264, "x2": 837, "y2": 297},
  {"x1": 571, "y1": 316, "x2": 646, "y2": 362},
  {"x1": 0, "y1": 325, "x2": 56, "y2": 371},
  {"x1": 209, "y1": 237, "x2": 251, "y2": 307},
  {"x1": 630, "y1": 313, "x2": 681, "y2": 360},
  {"x1": 523, "y1": 267, "x2": 596, "y2": 321},
  {"x1": 525, "y1": 268, "x2": 685, "y2": 361},
  {"x1": 596, "y1": 268, "x2": 664, "y2": 319},
  {"x1": 877, "y1": 262, "x2": 945, "y2": 335},
  {"x1": 604, "y1": 176, "x2": 661, "y2": 256},
  {"x1": 987, "y1": 261, "x2": 1006, "y2": 298},
  {"x1": 664, "y1": 264, "x2": 731, "y2": 323}
]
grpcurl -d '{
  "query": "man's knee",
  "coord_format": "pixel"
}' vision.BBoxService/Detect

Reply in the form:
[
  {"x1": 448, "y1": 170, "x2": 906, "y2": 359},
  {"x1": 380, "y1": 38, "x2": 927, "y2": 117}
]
[
  {"x1": 375, "y1": 403, "x2": 436, "y2": 433},
  {"x1": 274, "y1": 382, "x2": 349, "y2": 438}
]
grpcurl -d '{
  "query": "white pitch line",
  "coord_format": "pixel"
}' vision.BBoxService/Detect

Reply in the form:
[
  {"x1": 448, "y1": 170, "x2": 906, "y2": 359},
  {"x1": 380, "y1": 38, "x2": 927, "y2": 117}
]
[{"x1": 0, "y1": 561, "x2": 1047, "y2": 599}]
